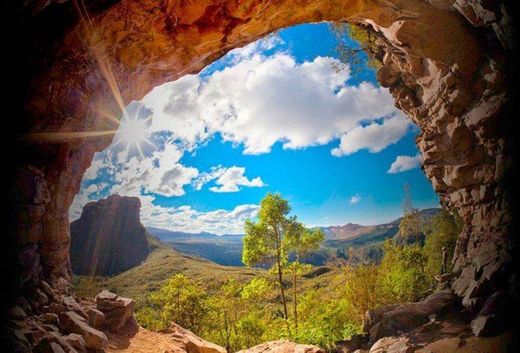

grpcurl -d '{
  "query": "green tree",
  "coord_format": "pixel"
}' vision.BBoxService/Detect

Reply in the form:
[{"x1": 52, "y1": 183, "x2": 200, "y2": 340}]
[
  {"x1": 286, "y1": 227, "x2": 324, "y2": 331},
  {"x1": 423, "y1": 210, "x2": 462, "y2": 277},
  {"x1": 399, "y1": 183, "x2": 424, "y2": 245},
  {"x1": 147, "y1": 274, "x2": 208, "y2": 334},
  {"x1": 379, "y1": 240, "x2": 430, "y2": 302},
  {"x1": 242, "y1": 193, "x2": 302, "y2": 335}
]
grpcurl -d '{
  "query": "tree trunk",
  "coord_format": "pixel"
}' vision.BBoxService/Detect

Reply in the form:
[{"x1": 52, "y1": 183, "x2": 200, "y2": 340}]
[
  {"x1": 275, "y1": 237, "x2": 290, "y2": 336},
  {"x1": 293, "y1": 262, "x2": 298, "y2": 332}
]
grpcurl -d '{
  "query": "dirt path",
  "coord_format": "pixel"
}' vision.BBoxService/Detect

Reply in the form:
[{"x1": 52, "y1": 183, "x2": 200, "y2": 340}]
[{"x1": 107, "y1": 323, "x2": 185, "y2": 353}]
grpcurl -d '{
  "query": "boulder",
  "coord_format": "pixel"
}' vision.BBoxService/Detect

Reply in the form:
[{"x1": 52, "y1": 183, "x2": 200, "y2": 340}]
[
  {"x1": 367, "y1": 290, "x2": 458, "y2": 344},
  {"x1": 369, "y1": 337, "x2": 414, "y2": 353},
  {"x1": 62, "y1": 297, "x2": 88, "y2": 320},
  {"x1": 170, "y1": 322, "x2": 227, "y2": 353},
  {"x1": 58, "y1": 311, "x2": 108, "y2": 350},
  {"x1": 470, "y1": 291, "x2": 508, "y2": 336},
  {"x1": 86, "y1": 307, "x2": 105, "y2": 329},
  {"x1": 95, "y1": 290, "x2": 134, "y2": 331},
  {"x1": 236, "y1": 340, "x2": 323, "y2": 353},
  {"x1": 64, "y1": 334, "x2": 87, "y2": 353}
]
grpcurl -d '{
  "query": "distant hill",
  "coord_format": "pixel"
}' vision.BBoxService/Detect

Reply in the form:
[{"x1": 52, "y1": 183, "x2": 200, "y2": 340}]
[
  {"x1": 147, "y1": 208, "x2": 441, "y2": 266},
  {"x1": 73, "y1": 232, "x2": 266, "y2": 302},
  {"x1": 70, "y1": 195, "x2": 149, "y2": 276}
]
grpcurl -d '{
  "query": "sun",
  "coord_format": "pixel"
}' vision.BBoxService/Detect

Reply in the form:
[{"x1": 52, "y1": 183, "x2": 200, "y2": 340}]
[{"x1": 113, "y1": 111, "x2": 154, "y2": 156}]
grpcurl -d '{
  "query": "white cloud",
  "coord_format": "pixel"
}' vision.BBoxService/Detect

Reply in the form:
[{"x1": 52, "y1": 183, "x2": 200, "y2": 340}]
[
  {"x1": 331, "y1": 114, "x2": 410, "y2": 157},
  {"x1": 387, "y1": 153, "x2": 422, "y2": 174},
  {"x1": 139, "y1": 196, "x2": 258, "y2": 234},
  {"x1": 349, "y1": 194, "x2": 362, "y2": 204},
  {"x1": 142, "y1": 53, "x2": 405, "y2": 156},
  {"x1": 195, "y1": 166, "x2": 265, "y2": 193}
]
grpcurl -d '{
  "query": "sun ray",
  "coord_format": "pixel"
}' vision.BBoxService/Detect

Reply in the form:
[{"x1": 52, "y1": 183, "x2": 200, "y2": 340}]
[{"x1": 19, "y1": 130, "x2": 118, "y2": 143}]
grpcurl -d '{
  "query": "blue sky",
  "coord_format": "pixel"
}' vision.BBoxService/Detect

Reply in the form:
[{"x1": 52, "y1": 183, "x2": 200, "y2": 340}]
[{"x1": 71, "y1": 23, "x2": 439, "y2": 233}]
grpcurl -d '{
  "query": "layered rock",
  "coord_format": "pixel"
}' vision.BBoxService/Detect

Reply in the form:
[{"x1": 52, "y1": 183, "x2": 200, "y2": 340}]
[
  {"x1": 6, "y1": 287, "x2": 134, "y2": 352},
  {"x1": 70, "y1": 195, "x2": 149, "y2": 276},
  {"x1": 4, "y1": 0, "x2": 519, "y2": 348},
  {"x1": 237, "y1": 340, "x2": 324, "y2": 353}
]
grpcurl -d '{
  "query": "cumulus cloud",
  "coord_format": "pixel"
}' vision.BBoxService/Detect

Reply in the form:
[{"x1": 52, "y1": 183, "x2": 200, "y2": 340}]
[
  {"x1": 142, "y1": 53, "x2": 407, "y2": 155},
  {"x1": 349, "y1": 194, "x2": 362, "y2": 204},
  {"x1": 387, "y1": 153, "x2": 423, "y2": 174},
  {"x1": 139, "y1": 196, "x2": 258, "y2": 234},
  {"x1": 195, "y1": 166, "x2": 265, "y2": 193},
  {"x1": 331, "y1": 114, "x2": 410, "y2": 157},
  {"x1": 71, "y1": 37, "x2": 412, "y2": 233}
]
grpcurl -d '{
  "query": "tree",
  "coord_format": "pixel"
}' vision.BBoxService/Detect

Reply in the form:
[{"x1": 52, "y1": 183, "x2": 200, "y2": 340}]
[
  {"x1": 423, "y1": 210, "x2": 462, "y2": 277},
  {"x1": 398, "y1": 183, "x2": 424, "y2": 245},
  {"x1": 148, "y1": 274, "x2": 208, "y2": 334},
  {"x1": 286, "y1": 227, "x2": 324, "y2": 331},
  {"x1": 242, "y1": 193, "x2": 302, "y2": 335}
]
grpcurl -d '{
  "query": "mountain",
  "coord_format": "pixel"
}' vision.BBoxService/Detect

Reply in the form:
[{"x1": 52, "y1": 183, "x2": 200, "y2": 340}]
[
  {"x1": 147, "y1": 228, "x2": 245, "y2": 266},
  {"x1": 70, "y1": 195, "x2": 149, "y2": 276},
  {"x1": 73, "y1": 232, "x2": 266, "y2": 302},
  {"x1": 147, "y1": 208, "x2": 441, "y2": 267}
]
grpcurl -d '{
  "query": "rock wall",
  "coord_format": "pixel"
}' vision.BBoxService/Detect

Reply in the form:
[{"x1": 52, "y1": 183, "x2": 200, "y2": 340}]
[
  {"x1": 5, "y1": 0, "x2": 518, "y2": 334},
  {"x1": 70, "y1": 195, "x2": 149, "y2": 276}
]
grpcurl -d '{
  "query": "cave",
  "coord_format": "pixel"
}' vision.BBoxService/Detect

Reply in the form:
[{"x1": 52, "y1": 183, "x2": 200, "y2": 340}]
[{"x1": 3, "y1": 0, "x2": 519, "y2": 351}]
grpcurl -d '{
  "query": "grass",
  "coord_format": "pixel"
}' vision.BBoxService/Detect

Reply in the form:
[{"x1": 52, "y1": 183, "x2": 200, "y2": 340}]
[{"x1": 73, "y1": 234, "x2": 267, "y2": 304}]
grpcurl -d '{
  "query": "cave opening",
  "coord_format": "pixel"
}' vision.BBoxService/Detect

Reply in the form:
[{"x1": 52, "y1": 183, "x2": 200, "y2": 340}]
[{"x1": 4, "y1": 0, "x2": 518, "y2": 352}]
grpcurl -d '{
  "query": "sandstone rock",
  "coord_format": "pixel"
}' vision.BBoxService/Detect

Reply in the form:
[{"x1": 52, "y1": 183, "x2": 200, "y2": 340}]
[
  {"x1": 41, "y1": 313, "x2": 59, "y2": 325},
  {"x1": 367, "y1": 290, "x2": 458, "y2": 343},
  {"x1": 58, "y1": 311, "x2": 108, "y2": 350},
  {"x1": 377, "y1": 63, "x2": 401, "y2": 87},
  {"x1": 369, "y1": 337, "x2": 414, "y2": 353},
  {"x1": 70, "y1": 195, "x2": 149, "y2": 276},
  {"x1": 335, "y1": 334, "x2": 368, "y2": 353},
  {"x1": 95, "y1": 290, "x2": 134, "y2": 331},
  {"x1": 62, "y1": 297, "x2": 87, "y2": 320},
  {"x1": 64, "y1": 334, "x2": 87, "y2": 353},
  {"x1": 9, "y1": 306, "x2": 28, "y2": 319},
  {"x1": 237, "y1": 340, "x2": 323, "y2": 353},
  {"x1": 170, "y1": 322, "x2": 227, "y2": 353},
  {"x1": 86, "y1": 307, "x2": 105, "y2": 329},
  {"x1": 470, "y1": 291, "x2": 508, "y2": 336}
]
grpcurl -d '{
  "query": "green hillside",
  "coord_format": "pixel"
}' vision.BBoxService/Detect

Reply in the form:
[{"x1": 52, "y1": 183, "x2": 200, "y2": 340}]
[{"x1": 73, "y1": 234, "x2": 267, "y2": 303}]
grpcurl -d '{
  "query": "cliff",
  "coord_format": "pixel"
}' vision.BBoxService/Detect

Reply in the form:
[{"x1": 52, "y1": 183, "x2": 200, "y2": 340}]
[{"x1": 70, "y1": 195, "x2": 149, "y2": 276}]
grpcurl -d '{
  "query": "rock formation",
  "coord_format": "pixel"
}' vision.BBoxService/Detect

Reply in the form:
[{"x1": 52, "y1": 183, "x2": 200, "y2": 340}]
[
  {"x1": 3, "y1": 0, "x2": 519, "y2": 350},
  {"x1": 237, "y1": 340, "x2": 324, "y2": 353},
  {"x1": 70, "y1": 195, "x2": 149, "y2": 276}
]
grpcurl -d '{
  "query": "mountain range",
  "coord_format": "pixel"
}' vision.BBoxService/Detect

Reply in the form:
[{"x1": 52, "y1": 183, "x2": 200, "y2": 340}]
[{"x1": 147, "y1": 208, "x2": 441, "y2": 266}]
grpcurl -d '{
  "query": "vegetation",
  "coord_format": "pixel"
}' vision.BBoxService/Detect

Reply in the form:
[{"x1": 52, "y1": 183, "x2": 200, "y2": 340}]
[
  {"x1": 76, "y1": 192, "x2": 461, "y2": 352},
  {"x1": 331, "y1": 22, "x2": 382, "y2": 74}
]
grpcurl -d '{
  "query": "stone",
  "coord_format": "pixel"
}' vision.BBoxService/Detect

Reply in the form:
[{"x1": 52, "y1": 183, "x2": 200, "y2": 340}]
[
  {"x1": 58, "y1": 311, "x2": 108, "y2": 350},
  {"x1": 64, "y1": 334, "x2": 87, "y2": 353},
  {"x1": 377, "y1": 63, "x2": 401, "y2": 87},
  {"x1": 369, "y1": 337, "x2": 414, "y2": 353},
  {"x1": 41, "y1": 313, "x2": 59, "y2": 325},
  {"x1": 367, "y1": 290, "x2": 458, "y2": 343},
  {"x1": 470, "y1": 291, "x2": 508, "y2": 336},
  {"x1": 70, "y1": 195, "x2": 149, "y2": 276},
  {"x1": 171, "y1": 322, "x2": 228, "y2": 353},
  {"x1": 62, "y1": 297, "x2": 87, "y2": 320},
  {"x1": 236, "y1": 340, "x2": 323, "y2": 353},
  {"x1": 95, "y1": 290, "x2": 135, "y2": 331},
  {"x1": 9, "y1": 306, "x2": 28, "y2": 319},
  {"x1": 86, "y1": 307, "x2": 105, "y2": 329}
]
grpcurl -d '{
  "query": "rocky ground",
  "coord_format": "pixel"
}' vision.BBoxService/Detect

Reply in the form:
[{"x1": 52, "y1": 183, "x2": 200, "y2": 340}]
[{"x1": 6, "y1": 280, "x2": 515, "y2": 353}]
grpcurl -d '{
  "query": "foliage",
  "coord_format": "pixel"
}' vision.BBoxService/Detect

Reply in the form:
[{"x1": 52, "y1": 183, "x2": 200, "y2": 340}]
[
  {"x1": 242, "y1": 193, "x2": 313, "y2": 333},
  {"x1": 423, "y1": 210, "x2": 462, "y2": 277},
  {"x1": 137, "y1": 274, "x2": 209, "y2": 333},
  {"x1": 330, "y1": 23, "x2": 382, "y2": 74},
  {"x1": 398, "y1": 183, "x2": 425, "y2": 245},
  {"x1": 379, "y1": 240, "x2": 430, "y2": 302}
]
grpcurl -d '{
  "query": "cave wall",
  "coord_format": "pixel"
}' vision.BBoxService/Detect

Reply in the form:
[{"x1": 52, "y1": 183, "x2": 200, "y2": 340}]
[{"x1": 9, "y1": 0, "x2": 517, "y2": 320}]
